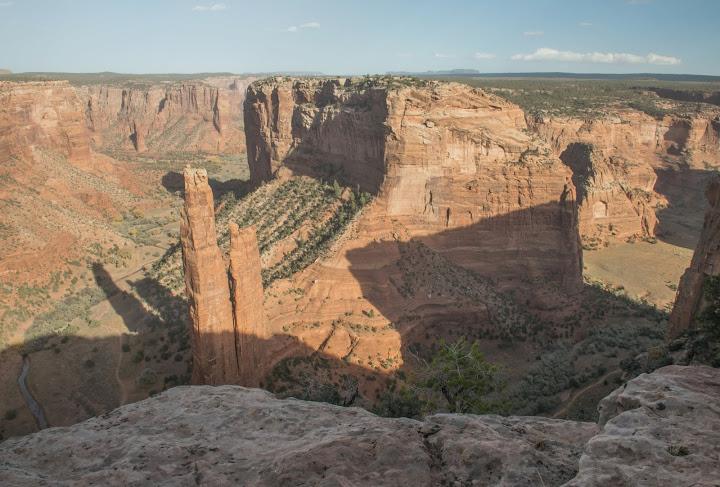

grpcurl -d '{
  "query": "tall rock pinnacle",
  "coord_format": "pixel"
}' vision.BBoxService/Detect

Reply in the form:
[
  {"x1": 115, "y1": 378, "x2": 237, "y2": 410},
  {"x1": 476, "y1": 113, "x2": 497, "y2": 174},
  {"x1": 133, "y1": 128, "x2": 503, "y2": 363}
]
[
  {"x1": 180, "y1": 167, "x2": 240, "y2": 385},
  {"x1": 229, "y1": 223, "x2": 267, "y2": 387},
  {"x1": 179, "y1": 167, "x2": 267, "y2": 386}
]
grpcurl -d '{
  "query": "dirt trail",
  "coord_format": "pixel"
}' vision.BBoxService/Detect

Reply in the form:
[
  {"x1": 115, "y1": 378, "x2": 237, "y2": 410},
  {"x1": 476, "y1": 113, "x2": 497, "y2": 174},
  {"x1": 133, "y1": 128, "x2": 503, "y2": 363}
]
[
  {"x1": 553, "y1": 369, "x2": 619, "y2": 419},
  {"x1": 17, "y1": 356, "x2": 49, "y2": 430}
]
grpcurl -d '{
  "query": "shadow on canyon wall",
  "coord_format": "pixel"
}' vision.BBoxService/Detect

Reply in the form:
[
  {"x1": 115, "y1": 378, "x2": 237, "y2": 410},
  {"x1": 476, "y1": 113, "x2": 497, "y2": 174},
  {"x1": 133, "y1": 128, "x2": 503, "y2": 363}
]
[
  {"x1": 1, "y1": 198, "x2": 673, "y2": 440},
  {"x1": 161, "y1": 171, "x2": 252, "y2": 200},
  {"x1": 0, "y1": 264, "x2": 395, "y2": 440},
  {"x1": 245, "y1": 89, "x2": 388, "y2": 194},
  {"x1": 653, "y1": 167, "x2": 715, "y2": 249}
]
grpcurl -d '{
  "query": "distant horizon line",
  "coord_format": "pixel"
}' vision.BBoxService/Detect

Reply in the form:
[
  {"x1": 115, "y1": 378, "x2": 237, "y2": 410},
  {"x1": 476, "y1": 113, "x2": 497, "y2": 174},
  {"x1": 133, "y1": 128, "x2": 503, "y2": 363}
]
[{"x1": 2, "y1": 70, "x2": 720, "y2": 82}]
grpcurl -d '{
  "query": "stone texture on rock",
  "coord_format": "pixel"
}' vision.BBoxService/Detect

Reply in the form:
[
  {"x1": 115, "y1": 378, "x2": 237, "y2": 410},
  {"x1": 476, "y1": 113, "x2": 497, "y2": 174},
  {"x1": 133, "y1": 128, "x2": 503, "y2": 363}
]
[
  {"x1": 229, "y1": 223, "x2": 267, "y2": 387},
  {"x1": 82, "y1": 78, "x2": 253, "y2": 154},
  {"x1": 244, "y1": 78, "x2": 583, "y2": 296},
  {"x1": 0, "y1": 386, "x2": 597, "y2": 486},
  {"x1": 559, "y1": 142, "x2": 658, "y2": 243},
  {"x1": 0, "y1": 81, "x2": 90, "y2": 164},
  {"x1": 180, "y1": 167, "x2": 239, "y2": 385},
  {"x1": 669, "y1": 175, "x2": 720, "y2": 338},
  {"x1": 567, "y1": 365, "x2": 720, "y2": 486},
  {"x1": 1, "y1": 366, "x2": 717, "y2": 486}
]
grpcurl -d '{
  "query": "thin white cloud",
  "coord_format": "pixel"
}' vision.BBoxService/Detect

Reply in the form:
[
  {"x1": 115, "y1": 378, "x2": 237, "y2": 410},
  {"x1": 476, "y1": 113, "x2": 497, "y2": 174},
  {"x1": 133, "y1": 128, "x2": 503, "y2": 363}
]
[
  {"x1": 474, "y1": 52, "x2": 496, "y2": 60},
  {"x1": 511, "y1": 47, "x2": 681, "y2": 65},
  {"x1": 0, "y1": 2, "x2": 14, "y2": 6},
  {"x1": 523, "y1": 31, "x2": 544, "y2": 37},
  {"x1": 579, "y1": 22, "x2": 593, "y2": 27},
  {"x1": 192, "y1": 3, "x2": 227, "y2": 11},
  {"x1": 287, "y1": 21, "x2": 320, "y2": 32},
  {"x1": 434, "y1": 53, "x2": 456, "y2": 59}
]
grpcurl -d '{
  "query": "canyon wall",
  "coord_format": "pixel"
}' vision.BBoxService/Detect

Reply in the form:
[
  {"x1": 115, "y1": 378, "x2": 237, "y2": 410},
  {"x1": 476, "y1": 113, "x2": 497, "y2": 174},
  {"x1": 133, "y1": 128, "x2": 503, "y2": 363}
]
[
  {"x1": 528, "y1": 110, "x2": 720, "y2": 244},
  {"x1": 82, "y1": 77, "x2": 252, "y2": 154},
  {"x1": 669, "y1": 175, "x2": 720, "y2": 338},
  {"x1": 245, "y1": 78, "x2": 583, "y2": 295},
  {"x1": 180, "y1": 167, "x2": 266, "y2": 386},
  {"x1": 0, "y1": 81, "x2": 90, "y2": 164},
  {"x1": 0, "y1": 81, "x2": 143, "y2": 281}
]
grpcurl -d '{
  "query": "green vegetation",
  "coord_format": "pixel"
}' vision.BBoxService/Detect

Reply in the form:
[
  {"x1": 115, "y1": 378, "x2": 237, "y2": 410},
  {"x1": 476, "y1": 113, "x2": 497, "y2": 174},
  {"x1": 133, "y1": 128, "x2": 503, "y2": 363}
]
[
  {"x1": 417, "y1": 338, "x2": 504, "y2": 414},
  {"x1": 151, "y1": 176, "x2": 372, "y2": 292},
  {"x1": 427, "y1": 77, "x2": 720, "y2": 118},
  {"x1": 24, "y1": 287, "x2": 105, "y2": 349},
  {"x1": 674, "y1": 275, "x2": 720, "y2": 367}
]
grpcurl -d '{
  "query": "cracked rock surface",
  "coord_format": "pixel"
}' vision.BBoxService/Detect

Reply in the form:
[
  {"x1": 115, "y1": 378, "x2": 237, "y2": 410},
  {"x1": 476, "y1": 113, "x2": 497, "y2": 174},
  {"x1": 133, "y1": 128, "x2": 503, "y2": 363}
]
[{"x1": 0, "y1": 366, "x2": 717, "y2": 486}]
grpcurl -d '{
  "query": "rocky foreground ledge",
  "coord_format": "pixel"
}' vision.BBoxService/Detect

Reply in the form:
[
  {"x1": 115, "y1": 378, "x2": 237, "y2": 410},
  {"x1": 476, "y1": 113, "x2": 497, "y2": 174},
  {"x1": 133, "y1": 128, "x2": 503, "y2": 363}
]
[{"x1": 1, "y1": 366, "x2": 718, "y2": 486}]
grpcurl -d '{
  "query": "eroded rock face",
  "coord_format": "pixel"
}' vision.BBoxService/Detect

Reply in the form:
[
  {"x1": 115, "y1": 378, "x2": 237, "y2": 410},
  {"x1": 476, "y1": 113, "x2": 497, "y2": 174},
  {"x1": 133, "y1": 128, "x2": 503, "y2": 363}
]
[
  {"x1": 229, "y1": 223, "x2": 268, "y2": 387},
  {"x1": 559, "y1": 142, "x2": 658, "y2": 243},
  {"x1": 1, "y1": 366, "x2": 717, "y2": 486},
  {"x1": 180, "y1": 167, "x2": 238, "y2": 385},
  {"x1": 180, "y1": 170, "x2": 267, "y2": 386},
  {"x1": 567, "y1": 365, "x2": 720, "y2": 486},
  {"x1": 82, "y1": 78, "x2": 252, "y2": 153},
  {"x1": 244, "y1": 78, "x2": 583, "y2": 295},
  {"x1": 668, "y1": 175, "x2": 720, "y2": 338},
  {"x1": 0, "y1": 386, "x2": 597, "y2": 486},
  {"x1": 0, "y1": 81, "x2": 90, "y2": 164},
  {"x1": 528, "y1": 109, "x2": 720, "y2": 245}
]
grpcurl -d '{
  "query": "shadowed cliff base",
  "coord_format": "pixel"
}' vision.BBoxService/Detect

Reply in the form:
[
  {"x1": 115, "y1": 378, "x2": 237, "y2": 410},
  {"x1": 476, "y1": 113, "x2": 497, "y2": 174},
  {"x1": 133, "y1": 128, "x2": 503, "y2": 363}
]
[
  {"x1": 654, "y1": 167, "x2": 716, "y2": 249},
  {"x1": 1, "y1": 244, "x2": 670, "y2": 440}
]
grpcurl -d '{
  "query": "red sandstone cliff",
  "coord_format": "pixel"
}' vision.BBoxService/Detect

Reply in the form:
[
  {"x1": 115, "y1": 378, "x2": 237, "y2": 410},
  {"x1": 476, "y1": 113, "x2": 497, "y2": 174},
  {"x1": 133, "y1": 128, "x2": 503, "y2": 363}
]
[
  {"x1": 669, "y1": 175, "x2": 720, "y2": 338},
  {"x1": 0, "y1": 81, "x2": 90, "y2": 164},
  {"x1": 0, "y1": 81, "x2": 145, "y2": 281},
  {"x1": 244, "y1": 78, "x2": 583, "y2": 297},
  {"x1": 180, "y1": 167, "x2": 239, "y2": 385},
  {"x1": 527, "y1": 109, "x2": 720, "y2": 244},
  {"x1": 180, "y1": 168, "x2": 266, "y2": 385},
  {"x1": 82, "y1": 77, "x2": 253, "y2": 154}
]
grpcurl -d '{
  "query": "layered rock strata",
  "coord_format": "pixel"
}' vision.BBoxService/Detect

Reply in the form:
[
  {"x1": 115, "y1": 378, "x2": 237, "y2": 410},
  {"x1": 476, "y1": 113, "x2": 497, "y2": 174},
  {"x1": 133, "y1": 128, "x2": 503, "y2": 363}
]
[
  {"x1": 180, "y1": 168, "x2": 267, "y2": 385},
  {"x1": 559, "y1": 142, "x2": 658, "y2": 243},
  {"x1": 0, "y1": 81, "x2": 90, "y2": 164},
  {"x1": 1, "y1": 365, "x2": 716, "y2": 486},
  {"x1": 244, "y1": 78, "x2": 583, "y2": 295},
  {"x1": 82, "y1": 78, "x2": 252, "y2": 154},
  {"x1": 668, "y1": 175, "x2": 720, "y2": 338}
]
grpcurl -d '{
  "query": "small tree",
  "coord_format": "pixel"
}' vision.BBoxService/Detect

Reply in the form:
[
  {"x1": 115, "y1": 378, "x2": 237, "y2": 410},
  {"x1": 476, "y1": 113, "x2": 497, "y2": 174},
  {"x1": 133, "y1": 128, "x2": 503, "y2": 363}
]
[{"x1": 419, "y1": 338, "x2": 504, "y2": 414}]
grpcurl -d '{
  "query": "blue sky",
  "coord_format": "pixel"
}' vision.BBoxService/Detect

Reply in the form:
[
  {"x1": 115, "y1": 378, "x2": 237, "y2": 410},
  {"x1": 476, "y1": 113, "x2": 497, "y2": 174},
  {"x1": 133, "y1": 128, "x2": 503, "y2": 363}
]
[{"x1": 0, "y1": 0, "x2": 718, "y2": 75}]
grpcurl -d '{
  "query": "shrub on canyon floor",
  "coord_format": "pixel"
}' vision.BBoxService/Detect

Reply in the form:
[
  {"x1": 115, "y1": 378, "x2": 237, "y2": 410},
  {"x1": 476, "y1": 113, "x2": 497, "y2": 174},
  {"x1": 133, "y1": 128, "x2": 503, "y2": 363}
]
[{"x1": 418, "y1": 338, "x2": 506, "y2": 414}]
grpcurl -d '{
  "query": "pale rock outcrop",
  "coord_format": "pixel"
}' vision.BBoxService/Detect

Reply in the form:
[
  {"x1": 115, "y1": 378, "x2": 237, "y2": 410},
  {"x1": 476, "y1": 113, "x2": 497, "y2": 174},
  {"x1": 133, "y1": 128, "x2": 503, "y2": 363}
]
[
  {"x1": 180, "y1": 167, "x2": 239, "y2": 385},
  {"x1": 567, "y1": 365, "x2": 720, "y2": 486},
  {"x1": 668, "y1": 175, "x2": 720, "y2": 337},
  {"x1": 244, "y1": 78, "x2": 583, "y2": 295},
  {"x1": 1, "y1": 366, "x2": 717, "y2": 486}
]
